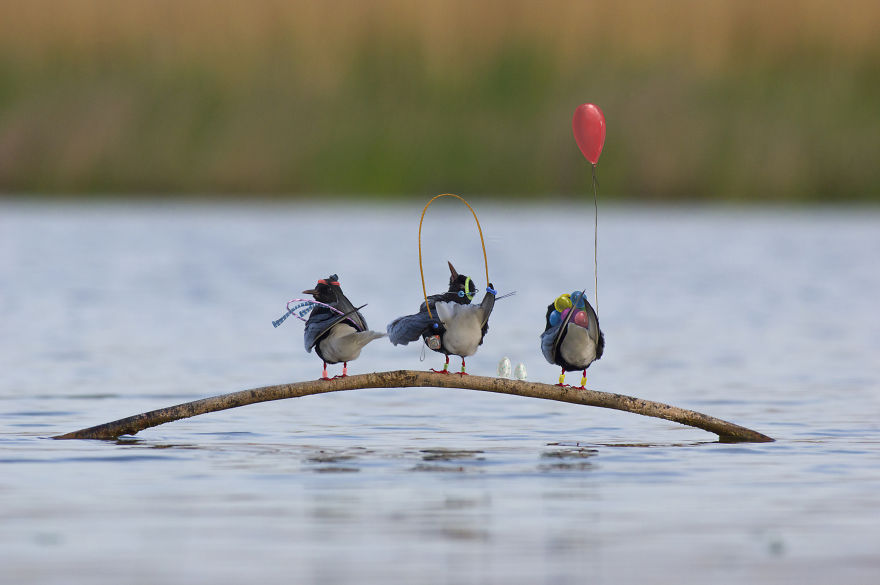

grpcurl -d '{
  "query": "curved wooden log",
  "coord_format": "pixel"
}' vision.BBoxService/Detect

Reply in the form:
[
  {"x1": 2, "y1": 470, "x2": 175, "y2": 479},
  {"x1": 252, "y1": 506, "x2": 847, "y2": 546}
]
[{"x1": 53, "y1": 370, "x2": 774, "y2": 443}]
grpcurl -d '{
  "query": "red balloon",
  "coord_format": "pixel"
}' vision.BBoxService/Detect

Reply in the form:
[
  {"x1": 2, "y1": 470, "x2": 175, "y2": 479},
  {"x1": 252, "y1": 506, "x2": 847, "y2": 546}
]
[{"x1": 572, "y1": 103, "x2": 606, "y2": 164}]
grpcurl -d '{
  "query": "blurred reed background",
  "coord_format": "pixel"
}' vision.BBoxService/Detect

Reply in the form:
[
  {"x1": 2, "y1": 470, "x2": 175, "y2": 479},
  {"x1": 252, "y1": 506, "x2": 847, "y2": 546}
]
[{"x1": 1, "y1": 0, "x2": 878, "y2": 201}]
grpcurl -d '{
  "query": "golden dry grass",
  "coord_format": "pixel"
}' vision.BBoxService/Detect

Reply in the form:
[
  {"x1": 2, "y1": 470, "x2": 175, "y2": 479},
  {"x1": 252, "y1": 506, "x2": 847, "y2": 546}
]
[
  {"x1": 4, "y1": 0, "x2": 878, "y2": 65},
  {"x1": 1, "y1": 0, "x2": 878, "y2": 199}
]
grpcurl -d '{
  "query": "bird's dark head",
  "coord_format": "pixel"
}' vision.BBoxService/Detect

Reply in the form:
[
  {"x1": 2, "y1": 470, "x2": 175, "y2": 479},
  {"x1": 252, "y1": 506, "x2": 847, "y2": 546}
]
[
  {"x1": 303, "y1": 274, "x2": 341, "y2": 303},
  {"x1": 446, "y1": 261, "x2": 477, "y2": 303}
]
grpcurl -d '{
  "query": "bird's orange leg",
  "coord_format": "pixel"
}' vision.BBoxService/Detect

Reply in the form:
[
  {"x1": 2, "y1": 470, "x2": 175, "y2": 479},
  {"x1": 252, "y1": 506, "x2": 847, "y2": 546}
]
[
  {"x1": 332, "y1": 362, "x2": 349, "y2": 379},
  {"x1": 431, "y1": 355, "x2": 451, "y2": 374}
]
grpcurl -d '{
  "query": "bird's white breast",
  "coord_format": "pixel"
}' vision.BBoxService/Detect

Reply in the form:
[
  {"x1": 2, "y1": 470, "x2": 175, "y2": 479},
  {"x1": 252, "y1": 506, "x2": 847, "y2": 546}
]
[
  {"x1": 317, "y1": 323, "x2": 361, "y2": 363},
  {"x1": 559, "y1": 323, "x2": 598, "y2": 368},
  {"x1": 435, "y1": 301, "x2": 484, "y2": 357}
]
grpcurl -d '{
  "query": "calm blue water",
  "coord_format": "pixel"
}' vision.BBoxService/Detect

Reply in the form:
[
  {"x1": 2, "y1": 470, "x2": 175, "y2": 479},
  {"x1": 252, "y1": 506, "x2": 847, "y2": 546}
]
[{"x1": 1, "y1": 201, "x2": 879, "y2": 584}]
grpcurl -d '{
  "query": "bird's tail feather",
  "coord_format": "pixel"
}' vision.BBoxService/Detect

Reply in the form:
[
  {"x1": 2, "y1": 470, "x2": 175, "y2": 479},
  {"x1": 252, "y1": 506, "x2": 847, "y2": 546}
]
[
  {"x1": 349, "y1": 329, "x2": 386, "y2": 348},
  {"x1": 387, "y1": 312, "x2": 435, "y2": 346}
]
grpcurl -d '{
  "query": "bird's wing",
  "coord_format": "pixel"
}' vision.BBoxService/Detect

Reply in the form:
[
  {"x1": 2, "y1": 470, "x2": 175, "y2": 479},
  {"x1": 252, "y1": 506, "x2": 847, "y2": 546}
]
[
  {"x1": 303, "y1": 304, "x2": 367, "y2": 352},
  {"x1": 581, "y1": 299, "x2": 604, "y2": 359},
  {"x1": 303, "y1": 307, "x2": 340, "y2": 352},
  {"x1": 479, "y1": 287, "x2": 496, "y2": 329},
  {"x1": 540, "y1": 324, "x2": 562, "y2": 364},
  {"x1": 333, "y1": 291, "x2": 368, "y2": 332},
  {"x1": 386, "y1": 308, "x2": 436, "y2": 346}
]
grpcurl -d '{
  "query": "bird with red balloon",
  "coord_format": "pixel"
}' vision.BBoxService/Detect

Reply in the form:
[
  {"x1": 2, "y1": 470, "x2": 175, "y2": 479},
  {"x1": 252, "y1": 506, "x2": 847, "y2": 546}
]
[{"x1": 539, "y1": 104, "x2": 607, "y2": 387}]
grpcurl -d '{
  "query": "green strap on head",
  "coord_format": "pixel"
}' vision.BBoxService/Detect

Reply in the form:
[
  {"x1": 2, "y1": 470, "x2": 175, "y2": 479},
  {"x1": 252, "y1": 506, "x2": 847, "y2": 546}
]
[{"x1": 464, "y1": 276, "x2": 475, "y2": 301}]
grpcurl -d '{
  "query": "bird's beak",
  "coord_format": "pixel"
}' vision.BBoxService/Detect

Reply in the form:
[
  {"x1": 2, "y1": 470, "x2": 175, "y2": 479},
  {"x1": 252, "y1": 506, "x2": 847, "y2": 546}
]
[
  {"x1": 302, "y1": 289, "x2": 317, "y2": 296},
  {"x1": 448, "y1": 261, "x2": 458, "y2": 279}
]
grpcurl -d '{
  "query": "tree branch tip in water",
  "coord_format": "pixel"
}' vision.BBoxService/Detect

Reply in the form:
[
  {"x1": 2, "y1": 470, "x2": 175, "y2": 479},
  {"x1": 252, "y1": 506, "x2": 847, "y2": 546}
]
[{"x1": 53, "y1": 370, "x2": 774, "y2": 443}]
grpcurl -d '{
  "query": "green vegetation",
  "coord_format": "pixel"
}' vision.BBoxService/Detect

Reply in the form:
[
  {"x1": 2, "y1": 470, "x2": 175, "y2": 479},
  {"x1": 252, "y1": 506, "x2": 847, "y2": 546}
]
[{"x1": 1, "y1": 0, "x2": 878, "y2": 201}]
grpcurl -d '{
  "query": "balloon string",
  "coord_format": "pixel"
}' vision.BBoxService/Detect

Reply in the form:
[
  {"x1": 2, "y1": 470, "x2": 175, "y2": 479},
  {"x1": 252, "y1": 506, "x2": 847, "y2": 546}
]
[
  {"x1": 418, "y1": 194, "x2": 489, "y2": 320},
  {"x1": 591, "y1": 163, "x2": 599, "y2": 314}
]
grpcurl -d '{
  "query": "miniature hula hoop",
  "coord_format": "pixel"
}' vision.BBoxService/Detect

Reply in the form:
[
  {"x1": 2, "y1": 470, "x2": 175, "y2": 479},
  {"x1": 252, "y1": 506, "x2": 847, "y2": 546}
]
[{"x1": 417, "y1": 194, "x2": 489, "y2": 319}]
